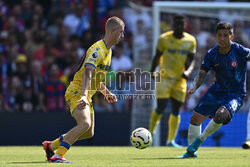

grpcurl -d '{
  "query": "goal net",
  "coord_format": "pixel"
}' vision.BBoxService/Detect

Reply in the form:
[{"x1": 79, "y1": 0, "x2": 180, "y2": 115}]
[{"x1": 130, "y1": 1, "x2": 250, "y2": 146}]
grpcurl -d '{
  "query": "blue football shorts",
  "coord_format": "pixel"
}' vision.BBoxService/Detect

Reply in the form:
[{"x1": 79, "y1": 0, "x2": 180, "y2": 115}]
[{"x1": 194, "y1": 89, "x2": 244, "y2": 120}]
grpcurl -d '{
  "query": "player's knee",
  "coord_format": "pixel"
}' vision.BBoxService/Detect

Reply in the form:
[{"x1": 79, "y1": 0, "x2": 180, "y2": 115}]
[
  {"x1": 214, "y1": 107, "x2": 231, "y2": 124},
  {"x1": 78, "y1": 120, "x2": 91, "y2": 133}
]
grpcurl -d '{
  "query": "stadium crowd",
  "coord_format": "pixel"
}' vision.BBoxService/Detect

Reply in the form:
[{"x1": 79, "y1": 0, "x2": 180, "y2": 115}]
[{"x1": 0, "y1": 0, "x2": 249, "y2": 113}]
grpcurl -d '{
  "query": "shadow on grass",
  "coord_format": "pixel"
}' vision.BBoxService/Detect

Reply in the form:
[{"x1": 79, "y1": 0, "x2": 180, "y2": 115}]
[
  {"x1": 132, "y1": 157, "x2": 186, "y2": 160},
  {"x1": 8, "y1": 161, "x2": 47, "y2": 164}
]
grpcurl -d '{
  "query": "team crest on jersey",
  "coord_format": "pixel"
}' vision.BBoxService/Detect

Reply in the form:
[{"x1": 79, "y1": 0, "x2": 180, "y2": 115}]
[
  {"x1": 231, "y1": 61, "x2": 237, "y2": 68},
  {"x1": 92, "y1": 52, "x2": 98, "y2": 58}
]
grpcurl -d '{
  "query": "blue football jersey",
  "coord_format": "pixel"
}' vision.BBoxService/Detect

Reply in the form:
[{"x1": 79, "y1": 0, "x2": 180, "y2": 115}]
[{"x1": 201, "y1": 42, "x2": 250, "y2": 96}]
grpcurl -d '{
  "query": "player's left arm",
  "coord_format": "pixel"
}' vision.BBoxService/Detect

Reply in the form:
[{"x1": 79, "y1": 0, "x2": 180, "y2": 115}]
[
  {"x1": 183, "y1": 52, "x2": 195, "y2": 79},
  {"x1": 98, "y1": 82, "x2": 117, "y2": 103}
]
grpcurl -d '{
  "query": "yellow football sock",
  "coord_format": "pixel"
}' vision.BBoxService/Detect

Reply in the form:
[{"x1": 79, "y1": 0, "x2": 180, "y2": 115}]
[
  {"x1": 167, "y1": 114, "x2": 180, "y2": 143},
  {"x1": 55, "y1": 140, "x2": 70, "y2": 157},
  {"x1": 52, "y1": 135, "x2": 64, "y2": 150},
  {"x1": 149, "y1": 109, "x2": 163, "y2": 133}
]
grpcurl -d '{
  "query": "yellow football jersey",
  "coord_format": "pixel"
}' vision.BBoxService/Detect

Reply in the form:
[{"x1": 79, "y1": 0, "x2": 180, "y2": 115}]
[
  {"x1": 71, "y1": 39, "x2": 112, "y2": 100},
  {"x1": 157, "y1": 31, "x2": 196, "y2": 79}
]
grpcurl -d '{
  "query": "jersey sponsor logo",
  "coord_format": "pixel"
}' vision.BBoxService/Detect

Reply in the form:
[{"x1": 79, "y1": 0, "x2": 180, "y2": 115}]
[
  {"x1": 231, "y1": 61, "x2": 237, "y2": 68},
  {"x1": 168, "y1": 48, "x2": 188, "y2": 55},
  {"x1": 92, "y1": 52, "x2": 98, "y2": 58},
  {"x1": 97, "y1": 64, "x2": 111, "y2": 71}
]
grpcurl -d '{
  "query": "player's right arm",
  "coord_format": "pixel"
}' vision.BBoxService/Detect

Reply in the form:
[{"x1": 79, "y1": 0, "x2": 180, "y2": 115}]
[
  {"x1": 151, "y1": 35, "x2": 165, "y2": 76},
  {"x1": 77, "y1": 65, "x2": 95, "y2": 109},
  {"x1": 187, "y1": 69, "x2": 207, "y2": 98},
  {"x1": 188, "y1": 49, "x2": 212, "y2": 98}
]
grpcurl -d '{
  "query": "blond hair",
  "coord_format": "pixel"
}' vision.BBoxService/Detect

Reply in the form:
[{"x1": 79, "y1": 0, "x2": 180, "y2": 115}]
[{"x1": 105, "y1": 16, "x2": 124, "y2": 32}]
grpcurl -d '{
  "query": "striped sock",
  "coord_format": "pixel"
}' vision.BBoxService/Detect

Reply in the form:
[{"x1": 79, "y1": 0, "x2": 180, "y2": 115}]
[
  {"x1": 51, "y1": 135, "x2": 64, "y2": 151},
  {"x1": 55, "y1": 140, "x2": 71, "y2": 157}
]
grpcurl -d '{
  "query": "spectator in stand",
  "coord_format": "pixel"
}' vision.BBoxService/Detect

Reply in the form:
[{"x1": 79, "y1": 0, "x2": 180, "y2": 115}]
[
  {"x1": 68, "y1": 35, "x2": 84, "y2": 59},
  {"x1": 0, "y1": 45, "x2": 7, "y2": 84},
  {"x1": 57, "y1": 37, "x2": 82, "y2": 86},
  {"x1": 24, "y1": 29, "x2": 44, "y2": 63},
  {"x1": 192, "y1": 18, "x2": 211, "y2": 50},
  {"x1": 80, "y1": 29, "x2": 93, "y2": 53},
  {"x1": 43, "y1": 51, "x2": 59, "y2": 78},
  {"x1": 47, "y1": 11, "x2": 64, "y2": 41},
  {"x1": 110, "y1": 43, "x2": 133, "y2": 112},
  {"x1": 5, "y1": 76, "x2": 22, "y2": 112},
  {"x1": 15, "y1": 80, "x2": 38, "y2": 112},
  {"x1": 63, "y1": 2, "x2": 90, "y2": 36},
  {"x1": 26, "y1": 9, "x2": 44, "y2": 32},
  {"x1": 31, "y1": 60, "x2": 46, "y2": 112},
  {"x1": 10, "y1": 4, "x2": 25, "y2": 32},
  {"x1": 45, "y1": 63, "x2": 65, "y2": 112},
  {"x1": 123, "y1": 0, "x2": 152, "y2": 33},
  {"x1": 233, "y1": 20, "x2": 248, "y2": 46},
  {"x1": 55, "y1": 25, "x2": 70, "y2": 51},
  {"x1": 14, "y1": 54, "x2": 31, "y2": 88},
  {"x1": 111, "y1": 43, "x2": 132, "y2": 72},
  {"x1": 20, "y1": 0, "x2": 33, "y2": 27},
  {"x1": 122, "y1": 31, "x2": 133, "y2": 60},
  {"x1": 0, "y1": 46, "x2": 11, "y2": 111},
  {"x1": 133, "y1": 19, "x2": 147, "y2": 50},
  {"x1": 3, "y1": 16, "x2": 26, "y2": 48},
  {"x1": 33, "y1": 33, "x2": 61, "y2": 61},
  {"x1": 49, "y1": 0, "x2": 73, "y2": 17}
]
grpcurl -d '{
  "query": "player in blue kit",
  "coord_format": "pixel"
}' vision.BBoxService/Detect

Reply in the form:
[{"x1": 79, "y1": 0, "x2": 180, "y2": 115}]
[{"x1": 178, "y1": 22, "x2": 250, "y2": 158}]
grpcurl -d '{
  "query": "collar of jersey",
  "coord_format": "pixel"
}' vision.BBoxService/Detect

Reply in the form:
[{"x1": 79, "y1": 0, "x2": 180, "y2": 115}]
[{"x1": 102, "y1": 39, "x2": 108, "y2": 50}]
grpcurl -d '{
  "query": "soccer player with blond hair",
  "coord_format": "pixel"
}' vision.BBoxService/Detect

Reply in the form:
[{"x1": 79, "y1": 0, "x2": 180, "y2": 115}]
[{"x1": 42, "y1": 16, "x2": 125, "y2": 163}]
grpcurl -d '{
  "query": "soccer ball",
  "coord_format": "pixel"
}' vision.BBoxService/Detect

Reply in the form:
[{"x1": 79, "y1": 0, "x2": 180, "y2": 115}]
[{"x1": 130, "y1": 127, "x2": 152, "y2": 149}]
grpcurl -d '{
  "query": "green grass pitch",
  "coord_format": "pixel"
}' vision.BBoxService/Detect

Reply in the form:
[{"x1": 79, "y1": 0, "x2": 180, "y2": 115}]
[{"x1": 0, "y1": 146, "x2": 249, "y2": 167}]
